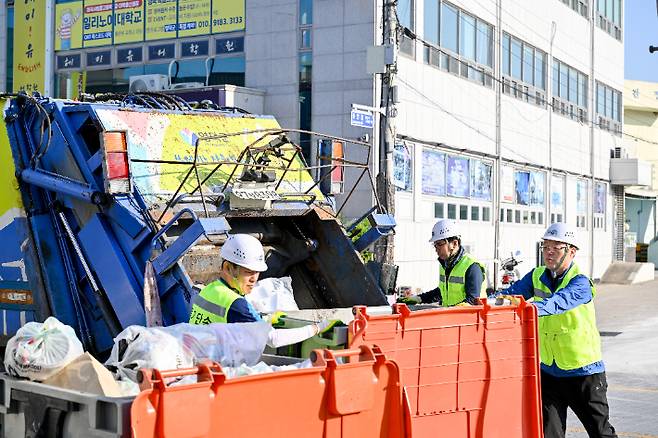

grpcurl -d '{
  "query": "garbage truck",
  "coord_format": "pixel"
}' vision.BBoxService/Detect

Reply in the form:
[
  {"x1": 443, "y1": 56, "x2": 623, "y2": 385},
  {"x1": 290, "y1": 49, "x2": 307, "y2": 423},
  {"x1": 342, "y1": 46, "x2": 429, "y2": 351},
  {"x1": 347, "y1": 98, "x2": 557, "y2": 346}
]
[{"x1": 0, "y1": 93, "x2": 542, "y2": 437}]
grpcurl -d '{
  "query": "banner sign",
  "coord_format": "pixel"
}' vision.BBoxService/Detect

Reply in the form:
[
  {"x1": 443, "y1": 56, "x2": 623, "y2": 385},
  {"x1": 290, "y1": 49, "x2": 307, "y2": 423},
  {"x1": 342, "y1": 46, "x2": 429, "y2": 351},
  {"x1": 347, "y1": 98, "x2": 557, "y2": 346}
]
[
  {"x1": 470, "y1": 159, "x2": 492, "y2": 201},
  {"x1": 393, "y1": 143, "x2": 413, "y2": 191},
  {"x1": 446, "y1": 155, "x2": 469, "y2": 198},
  {"x1": 421, "y1": 148, "x2": 445, "y2": 196},
  {"x1": 56, "y1": 0, "x2": 245, "y2": 51},
  {"x1": 501, "y1": 165, "x2": 515, "y2": 203},
  {"x1": 551, "y1": 175, "x2": 564, "y2": 212},
  {"x1": 515, "y1": 171, "x2": 530, "y2": 205},
  {"x1": 528, "y1": 171, "x2": 545, "y2": 206},
  {"x1": 577, "y1": 180, "x2": 588, "y2": 214},
  {"x1": 594, "y1": 182, "x2": 606, "y2": 214},
  {"x1": 13, "y1": 0, "x2": 46, "y2": 93}
]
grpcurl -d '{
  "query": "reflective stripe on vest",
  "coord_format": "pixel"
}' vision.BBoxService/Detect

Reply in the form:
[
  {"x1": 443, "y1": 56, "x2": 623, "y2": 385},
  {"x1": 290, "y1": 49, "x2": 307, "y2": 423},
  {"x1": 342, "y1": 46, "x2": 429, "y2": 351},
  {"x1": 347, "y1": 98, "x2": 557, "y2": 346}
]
[
  {"x1": 438, "y1": 253, "x2": 487, "y2": 307},
  {"x1": 189, "y1": 280, "x2": 241, "y2": 325},
  {"x1": 531, "y1": 265, "x2": 602, "y2": 370}
]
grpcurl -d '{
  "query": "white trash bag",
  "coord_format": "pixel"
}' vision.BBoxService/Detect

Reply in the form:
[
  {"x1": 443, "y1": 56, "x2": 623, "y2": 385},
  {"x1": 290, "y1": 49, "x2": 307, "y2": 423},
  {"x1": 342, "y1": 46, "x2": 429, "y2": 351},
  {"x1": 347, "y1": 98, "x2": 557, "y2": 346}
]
[
  {"x1": 4, "y1": 317, "x2": 84, "y2": 381},
  {"x1": 246, "y1": 277, "x2": 299, "y2": 313},
  {"x1": 105, "y1": 326, "x2": 194, "y2": 384}
]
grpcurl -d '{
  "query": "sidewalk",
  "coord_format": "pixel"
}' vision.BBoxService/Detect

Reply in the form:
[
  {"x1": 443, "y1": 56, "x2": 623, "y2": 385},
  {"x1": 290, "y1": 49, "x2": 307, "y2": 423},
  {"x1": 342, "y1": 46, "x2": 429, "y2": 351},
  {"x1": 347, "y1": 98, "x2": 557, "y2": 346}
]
[{"x1": 566, "y1": 276, "x2": 658, "y2": 437}]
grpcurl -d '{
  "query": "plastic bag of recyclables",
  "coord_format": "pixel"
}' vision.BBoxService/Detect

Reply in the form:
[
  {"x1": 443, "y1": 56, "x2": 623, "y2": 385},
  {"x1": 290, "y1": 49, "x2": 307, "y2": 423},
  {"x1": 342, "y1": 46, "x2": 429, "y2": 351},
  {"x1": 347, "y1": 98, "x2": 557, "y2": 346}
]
[
  {"x1": 245, "y1": 276, "x2": 299, "y2": 313},
  {"x1": 105, "y1": 321, "x2": 272, "y2": 390},
  {"x1": 4, "y1": 317, "x2": 84, "y2": 381}
]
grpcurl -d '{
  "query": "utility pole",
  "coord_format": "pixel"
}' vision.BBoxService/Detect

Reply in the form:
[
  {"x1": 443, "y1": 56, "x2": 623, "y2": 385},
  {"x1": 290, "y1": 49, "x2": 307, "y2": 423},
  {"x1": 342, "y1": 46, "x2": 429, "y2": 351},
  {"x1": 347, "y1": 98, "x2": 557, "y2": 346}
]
[{"x1": 374, "y1": 0, "x2": 398, "y2": 265}]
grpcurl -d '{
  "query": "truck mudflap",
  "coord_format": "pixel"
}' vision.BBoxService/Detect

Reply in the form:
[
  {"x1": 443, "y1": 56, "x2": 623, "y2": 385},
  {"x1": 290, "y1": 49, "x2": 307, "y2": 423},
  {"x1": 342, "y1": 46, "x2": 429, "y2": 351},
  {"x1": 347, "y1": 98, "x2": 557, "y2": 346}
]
[
  {"x1": 348, "y1": 299, "x2": 543, "y2": 438},
  {"x1": 131, "y1": 345, "x2": 407, "y2": 438}
]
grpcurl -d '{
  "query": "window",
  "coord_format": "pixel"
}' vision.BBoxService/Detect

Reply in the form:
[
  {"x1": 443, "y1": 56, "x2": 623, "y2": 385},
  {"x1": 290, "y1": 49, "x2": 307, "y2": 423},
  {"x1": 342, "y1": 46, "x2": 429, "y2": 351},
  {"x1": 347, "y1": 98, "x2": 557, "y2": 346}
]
[
  {"x1": 448, "y1": 203, "x2": 457, "y2": 219},
  {"x1": 507, "y1": 209, "x2": 513, "y2": 222},
  {"x1": 423, "y1": 1, "x2": 494, "y2": 87},
  {"x1": 434, "y1": 202, "x2": 444, "y2": 218},
  {"x1": 482, "y1": 207, "x2": 490, "y2": 222},
  {"x1": 560, "y1": 0, "x2": 589, "y2": 18},
  {"x1": 552, "y1": 59, "x2": 588, "y2": 122},
  {"x1": 595, "y1": 81, "x2": 622, "y2": 134},
  {"x1": 398, "y1": 0, "x2": 415, "y2": 31},
  {"x1": 515, "y1": 210, "x2": 521, "y2": 224},
  {"x1": 502, "y1": 32, "x2": 546, "y2": 106},
  {"x1": 471, "y1": 206, "x2": 480, "y2": 221},
  {"x1": 596, "y1": 0, "x2": 622, "y2": 40},
  {"x1": 459, "y1": 205, "x2": 468, "y2": 220}
]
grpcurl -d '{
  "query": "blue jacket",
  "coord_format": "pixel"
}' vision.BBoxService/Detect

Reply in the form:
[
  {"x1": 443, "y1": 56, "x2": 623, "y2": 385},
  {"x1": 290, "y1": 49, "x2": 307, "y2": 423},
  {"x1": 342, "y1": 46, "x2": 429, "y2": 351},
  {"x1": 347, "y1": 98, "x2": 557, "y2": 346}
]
[
  {"x1": 507, "y1": 264, "x2": 605, "y2": 377},
  {"x1": 419, "y1": 247, "x2": 484, "y2": 305},
  {"x1": 217, "y1": 279, "x2": 263, "y2": 323}
]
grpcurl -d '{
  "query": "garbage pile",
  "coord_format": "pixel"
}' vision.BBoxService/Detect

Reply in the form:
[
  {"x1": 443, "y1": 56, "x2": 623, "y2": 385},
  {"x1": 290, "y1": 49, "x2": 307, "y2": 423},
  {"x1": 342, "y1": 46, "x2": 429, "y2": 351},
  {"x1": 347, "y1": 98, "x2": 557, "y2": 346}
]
[{"x1": 3, "y1": 317, "x2": 311, "y2": 397}]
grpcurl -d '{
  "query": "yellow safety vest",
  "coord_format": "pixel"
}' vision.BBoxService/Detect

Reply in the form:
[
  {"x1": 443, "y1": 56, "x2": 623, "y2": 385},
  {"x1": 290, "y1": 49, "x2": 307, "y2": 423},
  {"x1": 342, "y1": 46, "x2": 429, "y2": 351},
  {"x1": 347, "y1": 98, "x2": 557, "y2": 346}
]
[
  {"x1": 189, "y1": 280, "x2": 241, "y2": 325},
  {"x1": 438, "y1": 253, "x2": 487, "y2": 307},
  {"x1": 531, "y1": 264, "x2": 602, "y2": 370}
]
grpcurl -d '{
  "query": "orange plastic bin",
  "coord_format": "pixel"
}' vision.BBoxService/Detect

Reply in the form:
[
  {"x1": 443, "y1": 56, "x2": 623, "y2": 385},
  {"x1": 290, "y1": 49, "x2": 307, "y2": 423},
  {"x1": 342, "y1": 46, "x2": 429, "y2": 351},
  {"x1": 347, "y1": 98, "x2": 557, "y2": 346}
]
[
  {"x1": 130, "y1": 345, "x2": 408, "y2": 438},
  {"x1": 349, "y1": 299, "x2": 542, "y2": 438}
]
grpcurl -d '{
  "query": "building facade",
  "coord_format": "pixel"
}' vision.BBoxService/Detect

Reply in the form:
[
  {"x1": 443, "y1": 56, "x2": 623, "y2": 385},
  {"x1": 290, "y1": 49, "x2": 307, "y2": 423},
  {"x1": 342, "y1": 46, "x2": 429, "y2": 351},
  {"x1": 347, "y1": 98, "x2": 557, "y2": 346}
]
[{"x1": 0, "y1": 0, "x2": 624, "y2": 290}]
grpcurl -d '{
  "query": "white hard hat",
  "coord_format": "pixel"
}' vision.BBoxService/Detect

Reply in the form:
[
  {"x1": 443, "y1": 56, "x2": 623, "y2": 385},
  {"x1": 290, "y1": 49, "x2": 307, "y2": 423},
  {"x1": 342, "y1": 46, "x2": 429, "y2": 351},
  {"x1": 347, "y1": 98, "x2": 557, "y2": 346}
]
[
  {"x1": 429, "y1": 219, "x2": 461, "y2": 243},
  {"x1": 542, "y1": 222, "x2": 579, "y2": 249},
  {"x1": 221, "y1": 234, "x2": 268, "y2": 272}
]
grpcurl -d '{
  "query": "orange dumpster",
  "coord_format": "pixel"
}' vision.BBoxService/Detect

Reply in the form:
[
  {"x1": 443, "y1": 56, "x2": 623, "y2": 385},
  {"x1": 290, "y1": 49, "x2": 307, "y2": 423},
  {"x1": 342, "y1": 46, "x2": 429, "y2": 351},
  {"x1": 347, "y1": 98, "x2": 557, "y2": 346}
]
[
  {"x1": 130, "y1": 345, "x2": 408, "y2": 438},
  {"x1": 348, "y1": 299, "x2": 542, "y2": 438}
]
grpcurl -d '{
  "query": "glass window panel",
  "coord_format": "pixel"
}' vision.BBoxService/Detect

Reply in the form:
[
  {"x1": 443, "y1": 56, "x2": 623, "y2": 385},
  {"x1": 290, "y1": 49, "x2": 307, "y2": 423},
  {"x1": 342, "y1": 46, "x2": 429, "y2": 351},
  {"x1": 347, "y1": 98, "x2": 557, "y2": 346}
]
[
  {"x1": 440, "y1": 3, "x2": 458, "y2": 53},
  {"x1": 538, "y1": 212, "x2": 544, "y2": 224},
  {"x1": 606, "y1": 0, "x2": 613, "y2": 20},
  {"x1": 598, "y1": 0, "x2": 605, "y2": 13},
  {"x1": 597, "y1": 83, "x2": 605, "y2": 115},
  {"x1": 578, "y1": 73, "x2": 587, "y2": 108},
  {"x1": 424, "y1": 0, "x2": 439, "y2": 44},
  {"x1": 483, "y1": 207, "x2": 490, "y2": 222},
  {"x1": 398, "y1": 0, "x2": 414, "y2": 30},
  {"x1": 300, "y1": 0, "x2": 313, "y2": 25},
  {"x1": 471, "y1": 206, "x2": 480, "y2": 221},
  {"x1": 448, "y1": 203, "x2": 457, "y2": 219},
  {"x1": 523, "y1": 211, "x2": 529, "y2": 224},
  {"x1": 559, "y1": 62, "x2": 568, "y2": 99},
  {"x1": 523, "y1": 44, "x2": 534, "y2": 85},
  {"x1": 459, "y1": 13, "x2": 476, "y2": 61},
  {"x1": 531, "y1": 211, "x2": 537, "y2": 224},
  {"x1": 552, "y1": 61, "x2": 559, "y2": 96},
  {"x1": 511, "y1": 38, "x2": 522, "y2": 80},
  {"x1": 515, "y1": 210, "x2": 521, "y2": 223},
  {"x1": 460, "y1": 205, "x2": 468, "y2": 220},
  {"x1": 476, "y1": 20, "x2": 492, "y2": 67},
  {"x1": 612, "y1": 91, "x2": 619, "y2": 121},
  {"x1": 606, "y1": 86, "x2": 613, "y2": 118},
  {"x1": 435, "y1": 202, "x2": 444, "y2": 218},
  {"x1": 568, "y1": 68, "x2": 578, "y2": 104},
  {"x1": 535, "y1": 51, "x2": 545, "y2": 90},
  {"x1": 502, "y1": 33, "x2": 510, "y2": 76},
  {"x1": 299, "y1": 53, "x2": 312, "y2": 83},
  {"x1": 506, "y1": 209, "x2": 513, "y2": 222},
  {"x1": 613, "y1": 0, "x2": 621, "y2": 25}
]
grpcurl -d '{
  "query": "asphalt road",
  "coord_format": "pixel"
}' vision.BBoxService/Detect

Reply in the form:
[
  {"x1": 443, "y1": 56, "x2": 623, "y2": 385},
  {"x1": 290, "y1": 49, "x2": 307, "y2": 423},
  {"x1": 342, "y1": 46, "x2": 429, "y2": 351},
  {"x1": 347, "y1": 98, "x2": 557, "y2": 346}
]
[{"x1": 565, "y1": 276, "x2": 658, "y2": 438}]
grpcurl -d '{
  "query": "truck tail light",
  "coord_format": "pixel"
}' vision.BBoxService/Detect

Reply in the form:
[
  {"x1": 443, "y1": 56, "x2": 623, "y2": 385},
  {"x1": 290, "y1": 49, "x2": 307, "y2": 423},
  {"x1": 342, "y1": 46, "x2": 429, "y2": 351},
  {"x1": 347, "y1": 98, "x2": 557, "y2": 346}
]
[{"x1": 102, "y1": 131, "x2": 131, "y2": 193}]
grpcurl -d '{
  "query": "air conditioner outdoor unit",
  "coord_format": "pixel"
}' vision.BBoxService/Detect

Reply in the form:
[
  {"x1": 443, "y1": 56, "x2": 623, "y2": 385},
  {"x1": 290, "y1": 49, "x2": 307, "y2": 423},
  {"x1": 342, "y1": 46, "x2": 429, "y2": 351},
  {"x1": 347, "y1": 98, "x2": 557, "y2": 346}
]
[
  {"x1": 169, "y1": 82, "x2": 205, "y2": 90},
  {"x1": 129, "y1": 74, "x2": 169, "y2": 92}
]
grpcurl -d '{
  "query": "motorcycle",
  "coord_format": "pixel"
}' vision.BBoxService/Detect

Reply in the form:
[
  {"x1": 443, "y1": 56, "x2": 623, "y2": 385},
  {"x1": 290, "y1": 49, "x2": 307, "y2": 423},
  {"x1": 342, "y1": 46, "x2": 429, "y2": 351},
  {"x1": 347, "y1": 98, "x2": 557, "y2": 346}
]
[{"x1": 499, "y1": 250, "x2": 522, "y2": 291}]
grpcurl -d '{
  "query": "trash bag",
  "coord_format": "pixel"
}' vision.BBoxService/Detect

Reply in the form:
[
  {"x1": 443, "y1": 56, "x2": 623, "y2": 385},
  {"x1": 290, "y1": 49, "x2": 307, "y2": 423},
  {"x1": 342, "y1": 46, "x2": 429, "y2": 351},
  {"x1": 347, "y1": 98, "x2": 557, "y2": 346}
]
[
  {"x1": 4, "y1": 317, "x2": 84, "y2": 381},
  {"x1": 246, "y1": 277, "x2": 299, "y2": 313},
  {"x1": 105, "y1": 322, "x2": 271, "y2": 383},
  {"x1": 105, "y1": 326, "x2": 194, "y2": 384}
]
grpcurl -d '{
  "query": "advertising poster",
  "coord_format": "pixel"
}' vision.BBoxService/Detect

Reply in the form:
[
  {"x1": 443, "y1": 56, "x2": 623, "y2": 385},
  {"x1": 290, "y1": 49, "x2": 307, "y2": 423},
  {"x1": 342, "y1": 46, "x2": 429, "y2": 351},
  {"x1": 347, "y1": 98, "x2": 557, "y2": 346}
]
[
  {"x1": 421, "y1": 148, "x2": 445, "y2": 196},
  {"x1": 55, "y1": 2, "x2": 83, "y2": 50},
  {"x1": 212, "y1": 0, "x2": 246, "y2": 33},
  {"x1": 146, "y1": 0, "x2": 178, "y2": 41},
  {"x1": 501, "y1": 165, "x2": 515, "y2": 203},
  {"x1": 515, "y1": 171, "x2": 530, "y2": 205},
  {"x1": 446, "y1": 155, "x2": 469, "y2": 198},
  {"x1": 551, "y1": 175, "x2": 564, "y2": 212},
  {"x1": 529, "y1": 171, "x2": 545, "y2": 206},
  {"x1": 114, "y1": 0, "x2": 144, "y2": 44},
  {"x1": 470, "y1": 159, "x2": 492, "y2": 201},
  {"x1": 178, "y1": 0, "x2": 211, "y2": 37},
  {"x1": 393, "y1": 143, "x2": 413, "y2": 191},
  {"x1": 95, "y1": 109, "x2": 320, "y2": 203},
  {"x1": 83, "y1": 0, "x2": 114, "y2": 47},
  {"x1": 13, "y1": 0, "x2": 46, "y2": 93},
  {"x1": 577, "y1": 180, "x2": 588, "y2": 214},
  {"x1": 594, "y1": 182, "x2": 606, "y2": 214}
]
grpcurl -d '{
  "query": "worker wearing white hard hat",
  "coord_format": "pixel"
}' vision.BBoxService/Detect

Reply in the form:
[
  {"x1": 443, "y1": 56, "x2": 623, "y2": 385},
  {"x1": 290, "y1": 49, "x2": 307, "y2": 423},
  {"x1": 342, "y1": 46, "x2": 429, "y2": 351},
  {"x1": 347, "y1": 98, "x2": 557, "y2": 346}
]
[
  {"x1": 189, "y1": 234, "x2": 334, "y2": 347},
  {"x1": 398, "y1": 219, "x2": 486, "y2": 306},
  {"x1": 506, "y1": 223, "x2": 616, "y2": 437}
]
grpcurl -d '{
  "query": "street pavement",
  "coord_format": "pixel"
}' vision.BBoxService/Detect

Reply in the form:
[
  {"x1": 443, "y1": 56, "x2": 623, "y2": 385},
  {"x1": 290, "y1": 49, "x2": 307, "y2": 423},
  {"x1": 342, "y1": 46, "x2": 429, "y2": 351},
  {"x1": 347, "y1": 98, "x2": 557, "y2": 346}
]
[{"x1": 565, "y1": 275, "x2": 658, "y2": 438}]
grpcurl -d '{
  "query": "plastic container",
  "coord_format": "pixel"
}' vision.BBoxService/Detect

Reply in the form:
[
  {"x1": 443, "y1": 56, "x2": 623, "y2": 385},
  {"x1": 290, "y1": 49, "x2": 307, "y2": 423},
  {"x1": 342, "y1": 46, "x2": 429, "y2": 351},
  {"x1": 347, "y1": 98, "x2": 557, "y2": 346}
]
[
  {"x1": 131, "y1": 345, "x2": 407, "y2": 438},
  {"x1": 348, "y1": 298, "x2": 542, "y2": 438}
]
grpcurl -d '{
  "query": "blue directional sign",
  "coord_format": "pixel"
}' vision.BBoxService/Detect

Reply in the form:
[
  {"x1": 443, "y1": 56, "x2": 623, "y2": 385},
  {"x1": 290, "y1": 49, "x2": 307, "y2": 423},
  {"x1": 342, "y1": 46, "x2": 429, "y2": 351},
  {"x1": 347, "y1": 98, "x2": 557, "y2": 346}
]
[{"x1": 350, "y1": 109, "x2": 375, "y2": 129}]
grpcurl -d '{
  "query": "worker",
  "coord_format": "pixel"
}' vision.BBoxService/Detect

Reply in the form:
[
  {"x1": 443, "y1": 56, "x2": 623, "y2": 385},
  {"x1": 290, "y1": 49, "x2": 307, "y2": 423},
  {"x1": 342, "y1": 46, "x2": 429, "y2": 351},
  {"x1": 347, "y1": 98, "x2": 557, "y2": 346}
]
[
  {"x1": 189, "y1": 234, "x2": 333, "y2": 347},
  {"x1": 506, "y1": 222, "x2": 617, "y2": 438},
  {"x1": 398, "y1": 219, "x2": 486, "y2": 306}
]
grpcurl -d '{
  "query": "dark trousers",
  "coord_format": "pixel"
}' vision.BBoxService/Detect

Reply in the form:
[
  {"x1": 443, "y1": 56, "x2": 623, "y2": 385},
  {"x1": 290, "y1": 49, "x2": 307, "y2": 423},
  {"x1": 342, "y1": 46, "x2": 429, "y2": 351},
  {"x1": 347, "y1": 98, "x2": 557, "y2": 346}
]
[{"x1": 541, "y1": 371, "x2": 617, "y2": 438}]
